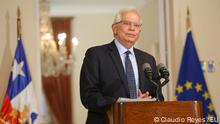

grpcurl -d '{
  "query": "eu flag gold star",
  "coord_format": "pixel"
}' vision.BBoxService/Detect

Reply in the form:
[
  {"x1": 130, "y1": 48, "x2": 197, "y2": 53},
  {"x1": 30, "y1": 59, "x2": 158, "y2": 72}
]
[
  {"x1": 176, "y1": 85, "x2": 183, "y2": 94},
  {"x1": 208, "y1": 103, "x2": 214, "y2": 112},
  {"x1": 184, "y1": 81, "x2": 192, "y2": 90},
  {"x1": 195, "y1": 83, "x2": 202, "y2": 92},
  {"x1": 202, "y1": 91, "x2": 209, "y2": 100}
]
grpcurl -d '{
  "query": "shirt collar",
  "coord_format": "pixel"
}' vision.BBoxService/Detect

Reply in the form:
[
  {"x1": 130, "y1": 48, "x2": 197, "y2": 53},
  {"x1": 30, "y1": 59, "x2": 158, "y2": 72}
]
[{"x1": 114, "y1": 39, "x2": 134, "y2": 55}]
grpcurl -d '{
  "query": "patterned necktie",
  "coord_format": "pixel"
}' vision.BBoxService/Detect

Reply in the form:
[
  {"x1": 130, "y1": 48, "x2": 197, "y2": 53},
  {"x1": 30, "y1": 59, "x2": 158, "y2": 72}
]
[{"x1": 125, "y1": 51, "x2": 137, "y2": 98}]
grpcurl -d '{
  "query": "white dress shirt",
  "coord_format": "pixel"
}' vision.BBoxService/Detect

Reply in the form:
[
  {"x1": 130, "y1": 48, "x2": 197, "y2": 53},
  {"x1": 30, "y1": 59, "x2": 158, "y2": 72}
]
[{"x1": 114, "y1": 39, "x2": 139, "y2": 95}]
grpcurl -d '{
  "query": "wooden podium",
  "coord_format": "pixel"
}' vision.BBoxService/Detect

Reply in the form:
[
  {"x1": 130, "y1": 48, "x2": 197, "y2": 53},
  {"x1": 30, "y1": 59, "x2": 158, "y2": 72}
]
[{"x1": 108, "y1": 101, "x2": 203, "y2": 124}]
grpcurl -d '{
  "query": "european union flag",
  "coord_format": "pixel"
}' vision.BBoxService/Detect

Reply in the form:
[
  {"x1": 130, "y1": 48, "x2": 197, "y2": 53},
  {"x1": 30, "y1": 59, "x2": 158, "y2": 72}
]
[{"x1": 175, "y1": 30, "x2": 218, "y2": 123}]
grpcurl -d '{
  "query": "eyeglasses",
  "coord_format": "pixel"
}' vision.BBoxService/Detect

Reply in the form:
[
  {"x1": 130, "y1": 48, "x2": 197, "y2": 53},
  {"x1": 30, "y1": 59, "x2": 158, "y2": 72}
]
[{"x1": 116, "y1": 20, "x2": 142, "y2": 29}]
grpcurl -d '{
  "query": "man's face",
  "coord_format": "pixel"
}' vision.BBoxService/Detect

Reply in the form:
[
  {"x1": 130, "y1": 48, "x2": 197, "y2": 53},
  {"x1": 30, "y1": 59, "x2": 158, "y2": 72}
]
[{"x1": 112, "y1": 11, "x2": 141, "y2": 49}]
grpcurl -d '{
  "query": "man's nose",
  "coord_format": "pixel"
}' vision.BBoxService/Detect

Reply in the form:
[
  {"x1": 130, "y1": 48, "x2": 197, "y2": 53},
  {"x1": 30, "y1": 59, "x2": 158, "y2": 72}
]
[{"x1": 128, "y1": 24, "x2": 136, "y2": 30}]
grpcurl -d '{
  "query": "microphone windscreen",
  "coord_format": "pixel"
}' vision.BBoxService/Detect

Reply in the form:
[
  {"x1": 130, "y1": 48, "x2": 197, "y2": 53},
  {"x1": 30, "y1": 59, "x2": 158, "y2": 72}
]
[
  {"x1": 143, "y1": 63, "x2": 152, "y2": 80},
  {"x1": 157, "y1": 63, "x2": 166, "y2": 69},
  {"x1": 143, "y1": 63, "x2": 151, "y2": 71},
  {"x1": 157, "y1": 63, "x2": 169, "y2": 79}
]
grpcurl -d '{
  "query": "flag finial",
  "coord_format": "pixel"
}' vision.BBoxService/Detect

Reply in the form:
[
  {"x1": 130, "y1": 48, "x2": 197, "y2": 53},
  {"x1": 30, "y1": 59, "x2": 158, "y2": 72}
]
[
  {"x1": 17, "y1": 7, "x2": 21, "y2": 38},
  {"x1": 186, "y1": 7, "x2": 191, "y2": 30}
]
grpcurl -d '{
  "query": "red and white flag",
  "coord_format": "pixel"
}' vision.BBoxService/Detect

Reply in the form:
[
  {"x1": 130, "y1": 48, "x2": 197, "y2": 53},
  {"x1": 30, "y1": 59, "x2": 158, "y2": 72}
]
[{"x1": 0, "y1": 35, "x2": 39, "y2": 124}]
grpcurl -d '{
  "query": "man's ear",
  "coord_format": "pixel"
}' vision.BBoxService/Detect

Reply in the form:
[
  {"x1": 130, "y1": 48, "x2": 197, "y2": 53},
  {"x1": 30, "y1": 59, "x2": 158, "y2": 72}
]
[{"x1": 112, "y1": 24, "x2": 117, "y2": 35}]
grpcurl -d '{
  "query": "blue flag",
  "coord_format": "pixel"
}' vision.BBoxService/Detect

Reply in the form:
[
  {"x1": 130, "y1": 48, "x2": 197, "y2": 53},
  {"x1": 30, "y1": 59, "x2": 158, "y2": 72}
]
[
  {"x1": 0, "y1": 35, "x2": 39, "y2": 124},
  {"x1": 175, "y1": 30, "x2": 218, "y2": 123}
]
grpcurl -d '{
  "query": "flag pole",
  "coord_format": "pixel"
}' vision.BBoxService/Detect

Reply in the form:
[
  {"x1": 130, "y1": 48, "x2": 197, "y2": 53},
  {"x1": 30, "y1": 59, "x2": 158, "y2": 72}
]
[
  {"x1": 17, "y1": 7, "x2": 21, "y2": 38},
  {"x1": 186, "y1": 7, "x2": 191, "y2": 30}
]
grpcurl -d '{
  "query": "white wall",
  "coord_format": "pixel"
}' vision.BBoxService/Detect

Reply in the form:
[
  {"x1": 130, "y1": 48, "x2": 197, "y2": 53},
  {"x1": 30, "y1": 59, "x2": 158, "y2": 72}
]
[
  {"x1": 169, "y1": 0, "x2": 220, "y2": 117},
  {"x1": 0, "y1": 0, "x2": 43, "y2": 121},
  {"x1": 137, "y1": 0, "x2": 159, "y2": 59},
  {"x1": 71, "y1": 13, "x2": 114, "y2": 124}
]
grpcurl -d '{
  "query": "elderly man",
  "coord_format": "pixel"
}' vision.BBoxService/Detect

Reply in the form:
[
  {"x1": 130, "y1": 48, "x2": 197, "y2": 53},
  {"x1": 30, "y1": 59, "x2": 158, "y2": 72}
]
[{"x1": 80, "y1": 8, "x2": 164, "y2": 124}]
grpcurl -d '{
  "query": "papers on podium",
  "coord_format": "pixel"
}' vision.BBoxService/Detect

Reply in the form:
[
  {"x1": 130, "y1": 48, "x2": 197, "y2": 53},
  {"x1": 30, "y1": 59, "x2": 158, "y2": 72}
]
[{"x1": 117, "y1": 97, "x2": 157, "y2": 103}]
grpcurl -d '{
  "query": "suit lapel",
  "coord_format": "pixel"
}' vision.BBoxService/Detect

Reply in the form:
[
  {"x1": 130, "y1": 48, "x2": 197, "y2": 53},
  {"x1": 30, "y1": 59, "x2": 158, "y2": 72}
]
[
  {"x1": 108, "y1": 41, "x2": 130, "y2": 96},
  {"x1": 134, "y1": 48, "x2": 145, "y2": 91}
]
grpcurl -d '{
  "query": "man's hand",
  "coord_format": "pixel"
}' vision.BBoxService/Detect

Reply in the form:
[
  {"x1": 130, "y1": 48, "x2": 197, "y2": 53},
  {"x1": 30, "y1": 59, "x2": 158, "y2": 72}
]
[{"x1": 138, "y1": 89, "x2": 152, "y2": 99}]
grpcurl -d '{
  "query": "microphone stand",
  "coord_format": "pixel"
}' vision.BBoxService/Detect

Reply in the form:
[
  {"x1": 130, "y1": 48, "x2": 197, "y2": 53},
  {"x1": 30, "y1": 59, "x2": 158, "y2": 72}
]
[
  {"x1": 148, "y1": 80, "x2": 160, "y2": 101},
  {"x1": 149, "y1": 78, "x2": 169, "y2": 101}
]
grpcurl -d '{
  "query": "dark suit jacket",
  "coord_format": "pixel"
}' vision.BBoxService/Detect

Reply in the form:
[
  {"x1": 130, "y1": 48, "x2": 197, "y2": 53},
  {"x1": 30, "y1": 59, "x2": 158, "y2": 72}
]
[{"x1": 80, "y1": 41, "x2": 164, "y2": 124}]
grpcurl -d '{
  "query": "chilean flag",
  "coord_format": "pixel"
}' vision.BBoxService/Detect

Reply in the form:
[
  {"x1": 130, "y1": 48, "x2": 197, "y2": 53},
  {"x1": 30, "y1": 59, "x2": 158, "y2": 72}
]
[{"x1": 0, "y1": 35, "x2": 39, "y2": 124}]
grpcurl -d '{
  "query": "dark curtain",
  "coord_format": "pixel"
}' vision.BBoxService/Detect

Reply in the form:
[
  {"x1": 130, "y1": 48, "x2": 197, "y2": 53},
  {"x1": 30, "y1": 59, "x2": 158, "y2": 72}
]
[
  {"x1": 42, "y1": 17, "x2": 73, "y2": 124},
  {"x1": 42, "y1": 75, "x2": 72, "y2": 124}
]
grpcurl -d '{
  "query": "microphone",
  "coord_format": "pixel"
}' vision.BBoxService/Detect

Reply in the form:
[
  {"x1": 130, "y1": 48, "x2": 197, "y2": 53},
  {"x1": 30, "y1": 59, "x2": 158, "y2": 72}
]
[
  {"x1": 157, "y1": 63, "x2": 169, "y2": 79},
  {"x1": 142, "y1": 63, "x2": 159, "y2": 87},
  {"x1": 142, "y1": 63, "x2": 153, "y2": 80},
  {"x1": 143, "y1": 63, "x2": 169, "y2": 101},
  {"x1": 157, "y1": 63, "x2": 169, "y2": 87},
  {"x1": 142, "y1": 63, "x2": 160, "y2": 101}
]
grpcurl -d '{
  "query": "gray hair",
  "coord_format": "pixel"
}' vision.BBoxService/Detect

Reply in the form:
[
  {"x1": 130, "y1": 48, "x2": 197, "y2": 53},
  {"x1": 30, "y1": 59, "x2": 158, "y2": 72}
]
[{"x1": 113, "y1": 8, "x2": 142, "y2": 24}]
